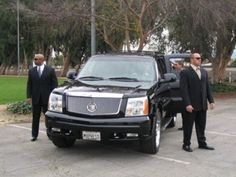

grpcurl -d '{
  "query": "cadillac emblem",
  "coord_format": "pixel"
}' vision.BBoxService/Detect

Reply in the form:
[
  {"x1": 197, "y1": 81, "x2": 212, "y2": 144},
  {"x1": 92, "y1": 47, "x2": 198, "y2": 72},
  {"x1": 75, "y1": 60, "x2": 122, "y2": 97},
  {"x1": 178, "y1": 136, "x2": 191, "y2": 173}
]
[{"x1": 87, "y1": 102, "x2": 97, "y2": 112}]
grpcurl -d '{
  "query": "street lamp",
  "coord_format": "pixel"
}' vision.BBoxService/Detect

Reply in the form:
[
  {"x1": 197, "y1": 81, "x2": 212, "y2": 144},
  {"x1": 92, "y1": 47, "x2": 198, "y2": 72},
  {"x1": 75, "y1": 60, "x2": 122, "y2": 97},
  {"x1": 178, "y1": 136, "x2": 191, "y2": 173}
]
[
  {"x1": 91, "y1": 0, "x2": 96, "y2": 56},
  {"x1": 17, "y1": 0, "x2": 20, "y2": 76}
]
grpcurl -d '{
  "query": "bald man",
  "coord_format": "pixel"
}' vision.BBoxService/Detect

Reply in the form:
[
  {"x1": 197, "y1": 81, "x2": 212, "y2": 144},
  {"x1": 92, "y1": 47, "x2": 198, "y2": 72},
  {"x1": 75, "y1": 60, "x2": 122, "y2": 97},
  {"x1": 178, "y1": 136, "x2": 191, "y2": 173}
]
[
  {"x1": 27, "y1": 54, "x2": 58, "y2": 141},
  {"x1": 180, "y1": 53, "x2": 215, "y2": 152}
]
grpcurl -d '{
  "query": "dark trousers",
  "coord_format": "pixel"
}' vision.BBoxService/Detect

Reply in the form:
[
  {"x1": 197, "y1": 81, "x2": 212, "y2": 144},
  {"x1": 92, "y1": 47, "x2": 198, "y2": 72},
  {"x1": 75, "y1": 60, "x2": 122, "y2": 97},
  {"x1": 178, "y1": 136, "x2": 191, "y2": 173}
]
[
  {"x1": 182, "y1": 110, "x2": 207, "y2": 146},
  {"x1": 32, "y1": 99, "x2": 48, "y2": 138}
]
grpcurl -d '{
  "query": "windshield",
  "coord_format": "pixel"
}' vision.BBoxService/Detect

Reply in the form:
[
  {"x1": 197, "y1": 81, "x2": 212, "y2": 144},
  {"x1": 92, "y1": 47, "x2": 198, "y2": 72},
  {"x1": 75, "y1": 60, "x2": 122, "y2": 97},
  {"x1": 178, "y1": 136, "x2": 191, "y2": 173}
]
[{"x1": 78, "y1": 55, "x2": 157, "y2": 82}]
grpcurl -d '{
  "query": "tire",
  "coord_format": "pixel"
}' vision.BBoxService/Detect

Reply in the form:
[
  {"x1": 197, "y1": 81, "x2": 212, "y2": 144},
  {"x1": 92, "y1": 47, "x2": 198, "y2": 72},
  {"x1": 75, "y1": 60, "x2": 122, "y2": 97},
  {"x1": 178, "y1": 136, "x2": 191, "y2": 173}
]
[
  {"x1": 51, "y1": 136, "x2": 76, "y2": 148},
  {"x1": 140, "y1": 119, "x2": 161, "y2": 154}
]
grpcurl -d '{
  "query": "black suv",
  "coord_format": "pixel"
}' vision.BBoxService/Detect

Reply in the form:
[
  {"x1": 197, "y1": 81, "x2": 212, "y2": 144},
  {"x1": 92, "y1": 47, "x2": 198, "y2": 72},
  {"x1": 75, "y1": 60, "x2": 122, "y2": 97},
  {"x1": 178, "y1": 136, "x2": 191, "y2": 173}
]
[{"x1": 45, "y1": 53, "x2": 189, "y2": 154}]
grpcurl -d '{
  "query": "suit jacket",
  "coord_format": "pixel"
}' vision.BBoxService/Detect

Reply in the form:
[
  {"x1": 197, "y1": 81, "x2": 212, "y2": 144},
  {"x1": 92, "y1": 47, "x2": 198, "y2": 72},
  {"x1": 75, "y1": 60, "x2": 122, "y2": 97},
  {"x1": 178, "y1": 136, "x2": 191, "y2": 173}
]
[
  {"x1": 27, "y1": 65, "x2": 58, "y2": 105},
  {"x1": 180, "y1": 66, "x2": 214, "y2": 111}
]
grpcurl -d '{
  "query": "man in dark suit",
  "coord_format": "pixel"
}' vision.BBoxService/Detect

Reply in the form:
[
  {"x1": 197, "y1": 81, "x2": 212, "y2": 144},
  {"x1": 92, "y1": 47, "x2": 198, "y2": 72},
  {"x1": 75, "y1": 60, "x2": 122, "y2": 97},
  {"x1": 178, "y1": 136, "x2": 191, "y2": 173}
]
[
  {"x1": 180, "y1": 53, "x2": 215, "y2": 152},
  {"x1": 27, "y1": 54, "x2": 58, "y2": 141}
]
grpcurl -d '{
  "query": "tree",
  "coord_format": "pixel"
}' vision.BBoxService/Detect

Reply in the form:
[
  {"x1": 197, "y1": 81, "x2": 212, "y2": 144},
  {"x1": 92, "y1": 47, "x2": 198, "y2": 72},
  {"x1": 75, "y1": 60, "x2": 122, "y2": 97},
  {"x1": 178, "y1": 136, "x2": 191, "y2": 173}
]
[
  {"x1": 9, "y1": 0, "x2": 113, "y2": 76},
  {"x1": 96, "y1": 0, "x2": 170, "y2": 52},
  {"x1": 0, "y1": 1, "x2": 18, "y2": 74},
  {"x1": 166, "y1": 0, "x2": 236, "y2": 83},
  {"x1": 212, "y1": 0, "x2": 236, "y2": 83},
  {"x1": 15, "y1": 0, "x2": 91, "y2": 76}
]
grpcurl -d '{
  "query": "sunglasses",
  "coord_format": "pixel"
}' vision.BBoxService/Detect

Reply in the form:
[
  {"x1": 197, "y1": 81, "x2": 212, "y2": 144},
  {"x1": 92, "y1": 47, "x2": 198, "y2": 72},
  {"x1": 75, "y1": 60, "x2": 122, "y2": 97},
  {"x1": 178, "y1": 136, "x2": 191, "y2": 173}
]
[
  {"x1": 195, "y1": 57, "x2": 201, "y2": 60},
  {"x1": 34, "y1": 58, "x2": 39, "y2": 61}
]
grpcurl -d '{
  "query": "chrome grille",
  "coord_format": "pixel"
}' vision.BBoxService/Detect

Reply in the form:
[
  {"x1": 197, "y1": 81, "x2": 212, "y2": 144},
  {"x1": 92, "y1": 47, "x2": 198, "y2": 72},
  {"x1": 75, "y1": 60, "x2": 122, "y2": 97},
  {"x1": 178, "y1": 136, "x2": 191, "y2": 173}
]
[{"x1": 67, "y1": 96, "x2": 122, "y2": 115}]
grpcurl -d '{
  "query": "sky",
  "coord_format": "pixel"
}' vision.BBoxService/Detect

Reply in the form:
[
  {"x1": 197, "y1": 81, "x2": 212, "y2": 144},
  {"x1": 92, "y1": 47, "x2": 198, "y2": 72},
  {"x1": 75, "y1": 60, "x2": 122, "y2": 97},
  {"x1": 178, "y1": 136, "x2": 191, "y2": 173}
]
[{"x1": 232, "y1": 50, "x2": 236, "y2": 59}]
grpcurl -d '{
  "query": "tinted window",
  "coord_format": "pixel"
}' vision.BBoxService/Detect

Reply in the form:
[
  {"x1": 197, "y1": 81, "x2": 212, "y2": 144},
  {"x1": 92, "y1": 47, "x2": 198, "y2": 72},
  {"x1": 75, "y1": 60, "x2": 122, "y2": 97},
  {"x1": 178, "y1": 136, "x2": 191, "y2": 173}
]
[{"x1": 79, "y1": 56, "x2": 157, "y2": 82}]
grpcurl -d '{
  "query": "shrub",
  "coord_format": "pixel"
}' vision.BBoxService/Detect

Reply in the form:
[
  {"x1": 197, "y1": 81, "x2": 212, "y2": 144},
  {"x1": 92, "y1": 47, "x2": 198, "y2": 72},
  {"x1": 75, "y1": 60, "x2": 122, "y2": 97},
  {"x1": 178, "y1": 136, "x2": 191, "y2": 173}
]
[
  {"x1": 210, "y1": 83, "x2": 236, "y2": 93},
  {"x1": 7, "y1": 101, "x2": 32, "y2": 114},
  {"x1": 229, "y1": 59, "x2": 236, "y2": 67}
]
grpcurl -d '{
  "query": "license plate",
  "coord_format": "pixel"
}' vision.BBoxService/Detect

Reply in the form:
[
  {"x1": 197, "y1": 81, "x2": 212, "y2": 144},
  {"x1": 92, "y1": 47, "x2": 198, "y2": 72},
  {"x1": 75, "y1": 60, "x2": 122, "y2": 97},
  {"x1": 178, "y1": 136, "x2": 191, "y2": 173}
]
[{"x1": 82, "y1": 131, "x2": 101, "y2": 141}]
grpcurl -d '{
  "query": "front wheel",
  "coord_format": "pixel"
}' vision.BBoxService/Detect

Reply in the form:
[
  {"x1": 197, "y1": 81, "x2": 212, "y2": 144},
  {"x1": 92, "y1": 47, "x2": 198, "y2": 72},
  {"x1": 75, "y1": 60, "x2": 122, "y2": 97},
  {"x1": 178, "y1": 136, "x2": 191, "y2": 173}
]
[
  {"x1": 51, "y1": 136, "x2": 76, "y2": 148},
  {"x1": 140, "y1": 119, "x2": 161, "y2": 154}
]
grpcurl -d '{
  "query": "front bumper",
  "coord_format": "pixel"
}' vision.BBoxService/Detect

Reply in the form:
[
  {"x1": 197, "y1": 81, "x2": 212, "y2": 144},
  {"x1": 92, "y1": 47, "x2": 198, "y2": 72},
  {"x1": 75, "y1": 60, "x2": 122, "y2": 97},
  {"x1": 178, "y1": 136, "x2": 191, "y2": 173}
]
[{"x1": 45, "y1": 111, "x2": 152, "y2": 140}]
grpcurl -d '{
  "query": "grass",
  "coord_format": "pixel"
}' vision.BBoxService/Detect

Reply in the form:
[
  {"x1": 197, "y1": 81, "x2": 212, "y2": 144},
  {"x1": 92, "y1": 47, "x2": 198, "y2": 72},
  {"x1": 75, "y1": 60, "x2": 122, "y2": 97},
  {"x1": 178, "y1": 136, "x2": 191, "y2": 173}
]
[
  {"x1": 0, "y1": 76, "x2": 27, "y2": 104},
  {"x1": 1, "y1": 75, "x2": 236, "y2": 104},
  {"x1": 0, "y1": 76, "x2": 66, "y2": 104}
]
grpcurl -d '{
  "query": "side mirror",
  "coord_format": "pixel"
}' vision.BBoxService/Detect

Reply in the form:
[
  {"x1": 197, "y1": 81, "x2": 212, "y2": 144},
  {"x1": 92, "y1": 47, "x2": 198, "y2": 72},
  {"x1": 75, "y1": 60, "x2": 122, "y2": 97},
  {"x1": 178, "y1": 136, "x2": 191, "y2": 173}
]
[
  {"x1": 163, "y1": 73, "x2": 177, "y2": 82},
  {"x1": 67, "y1": 71, "x2": 77, "y2": 80},
  {"x1": 159, "y1": 73, "x2": 177, "y2": 84}
]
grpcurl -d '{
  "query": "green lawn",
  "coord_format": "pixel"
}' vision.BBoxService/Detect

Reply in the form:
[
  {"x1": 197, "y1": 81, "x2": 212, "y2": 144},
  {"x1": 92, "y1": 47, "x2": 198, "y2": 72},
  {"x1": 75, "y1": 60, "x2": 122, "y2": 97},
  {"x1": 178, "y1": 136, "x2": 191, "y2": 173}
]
[
  {"x1": 1, "y1": 75, "x2": 235, "y2": 105},
  {"x1": 0, "y1": 76, "x2": 66, "y2": 104}
]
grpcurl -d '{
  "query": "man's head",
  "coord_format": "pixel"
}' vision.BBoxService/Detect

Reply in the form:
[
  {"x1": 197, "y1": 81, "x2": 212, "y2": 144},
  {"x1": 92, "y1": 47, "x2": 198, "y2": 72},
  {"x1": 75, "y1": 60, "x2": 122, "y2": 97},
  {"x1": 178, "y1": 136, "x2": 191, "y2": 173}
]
[
  {"x1": 190, "y1": 53, "x2": 202, "y2": 67},
  {"x1": 34, "y1": 54, "x2": 45, "y2": 66},
  {"x1": 173, "y1": 60, "x2": 184, "y2": 70}
]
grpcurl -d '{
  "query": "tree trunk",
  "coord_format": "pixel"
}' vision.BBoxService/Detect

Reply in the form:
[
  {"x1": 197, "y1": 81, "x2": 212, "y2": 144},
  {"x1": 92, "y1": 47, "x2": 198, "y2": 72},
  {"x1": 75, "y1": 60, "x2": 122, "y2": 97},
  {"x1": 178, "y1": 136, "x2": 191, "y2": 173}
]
[
  {"x1": 212, "y1": 56, "x2": 230, "y2": 83},
  {"x1": 103, "y1": 25, "x2": 119, "y2": 51},
  {"x1": 0, "y1": 64, "x2": 7, "y2": 75},
  {"x1": 22, "y1": 49, "x2": 28, "y2": 75},
  {"x1": 47, "y1": 45, "x2": 53, "y2": 66},
  {"x1": 124, "y1": 9, "x2": 131, "y2": 52},
  {"x1": 12, "y1": 66, "x2": 18, "y2": 75},
  {"x1": 212, "y1": 30, "x2": 236, "y2": 83},
  {"x1": 5, "y1": 65, "x2": 12, "y2": 75},
  {"x1": 61, "y1": 53, "x2": 70, "y2": 77}
]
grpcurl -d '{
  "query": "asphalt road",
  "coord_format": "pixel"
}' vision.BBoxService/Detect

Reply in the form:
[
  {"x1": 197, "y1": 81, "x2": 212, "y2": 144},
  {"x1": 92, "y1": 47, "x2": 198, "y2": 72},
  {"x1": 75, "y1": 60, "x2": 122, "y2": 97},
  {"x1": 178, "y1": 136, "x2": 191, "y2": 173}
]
[{"x1": 0, "y1": 98, "x2": 236, "y2": 177}]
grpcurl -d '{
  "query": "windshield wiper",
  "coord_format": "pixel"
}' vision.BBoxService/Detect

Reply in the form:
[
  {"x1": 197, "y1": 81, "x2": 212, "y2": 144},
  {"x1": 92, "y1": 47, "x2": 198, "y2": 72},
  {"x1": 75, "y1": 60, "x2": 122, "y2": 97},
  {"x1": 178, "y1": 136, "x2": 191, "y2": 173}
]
[
  {"x1": 108, "y1": 77, "x2": 139, "y2": 82},
  {"x1": 78, "y1": 76, "x2": 104, "y2": 81},
  {"x1": 65, "y1": 80, "x2": 80, "y2": 89}
]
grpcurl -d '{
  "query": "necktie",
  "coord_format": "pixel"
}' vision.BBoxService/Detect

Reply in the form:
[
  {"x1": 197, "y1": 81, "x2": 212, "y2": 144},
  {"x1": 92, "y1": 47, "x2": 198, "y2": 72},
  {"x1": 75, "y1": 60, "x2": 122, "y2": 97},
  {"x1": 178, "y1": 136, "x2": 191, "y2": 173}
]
[
  {"x1": 38, "y1": 66, "x2": 41, "y2": 77},
  {"x1": 196, "y1": 67, "x2": 201, "y2": 79}
]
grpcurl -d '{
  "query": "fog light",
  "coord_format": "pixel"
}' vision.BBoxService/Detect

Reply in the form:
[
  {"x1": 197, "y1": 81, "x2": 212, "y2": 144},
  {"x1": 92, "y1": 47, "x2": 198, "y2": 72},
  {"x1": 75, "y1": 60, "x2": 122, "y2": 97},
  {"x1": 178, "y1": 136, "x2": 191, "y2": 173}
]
[
  {"x1": 52, "y1": 128, "x2": 60, "y2": 132},
  {"x1": 126, "y1": 133, "x2": 138, "y2": 137}
]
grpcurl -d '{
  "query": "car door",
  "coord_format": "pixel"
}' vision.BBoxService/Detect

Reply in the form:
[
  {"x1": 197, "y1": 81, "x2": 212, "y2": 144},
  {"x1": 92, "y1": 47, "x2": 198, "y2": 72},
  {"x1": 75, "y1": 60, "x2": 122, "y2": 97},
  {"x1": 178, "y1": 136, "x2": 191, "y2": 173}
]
[{"x1": 155, "y1": 54, "x2": 190, "y2": 114}]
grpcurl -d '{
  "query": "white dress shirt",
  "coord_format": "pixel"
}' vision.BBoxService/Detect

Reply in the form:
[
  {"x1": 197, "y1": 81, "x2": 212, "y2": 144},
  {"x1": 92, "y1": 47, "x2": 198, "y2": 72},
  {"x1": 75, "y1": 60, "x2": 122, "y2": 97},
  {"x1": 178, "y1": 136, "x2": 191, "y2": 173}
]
[
  {"x1": 191, "y1": 64, "x2": 201, "y2": 79},
  {"x1": 37, "y1": 64, "x2": 45, "y2": 77}
]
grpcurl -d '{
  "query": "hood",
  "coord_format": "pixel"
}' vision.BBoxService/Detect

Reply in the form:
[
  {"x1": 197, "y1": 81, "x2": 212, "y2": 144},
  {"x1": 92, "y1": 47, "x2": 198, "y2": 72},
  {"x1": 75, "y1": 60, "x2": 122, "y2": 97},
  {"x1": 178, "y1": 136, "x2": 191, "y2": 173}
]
[{"x1": 53, "y1": 80, "x2": 157, "y2": 97}]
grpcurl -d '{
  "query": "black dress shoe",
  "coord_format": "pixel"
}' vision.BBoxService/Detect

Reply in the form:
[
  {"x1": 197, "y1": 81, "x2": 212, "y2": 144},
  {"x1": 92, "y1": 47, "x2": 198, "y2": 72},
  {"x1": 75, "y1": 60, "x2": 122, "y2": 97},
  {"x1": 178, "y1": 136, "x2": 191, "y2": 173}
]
[
  {"x1": 182, "y1": 145, "x2": 193, "y2": 152},
  {"x1": 178, "y1": 127, "x2": 183, "y2": 131},
  {"x1": 31, "y1": 137, "x2": 37, "y2": 141},
  {"x1": 199, "y1": 145, "x2": 214, "y2": 150}
]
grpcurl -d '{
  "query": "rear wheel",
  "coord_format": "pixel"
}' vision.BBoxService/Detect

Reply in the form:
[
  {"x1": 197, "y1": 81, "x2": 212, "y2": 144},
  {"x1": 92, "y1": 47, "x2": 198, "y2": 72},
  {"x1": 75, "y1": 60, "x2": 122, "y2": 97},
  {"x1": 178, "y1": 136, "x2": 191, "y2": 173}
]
[
  {"x1": 140, "y1": 119, "x2": 161, "y2": 154},
  {"x1": 51, "y1": 136, "x2": 76, "y2": 148}
]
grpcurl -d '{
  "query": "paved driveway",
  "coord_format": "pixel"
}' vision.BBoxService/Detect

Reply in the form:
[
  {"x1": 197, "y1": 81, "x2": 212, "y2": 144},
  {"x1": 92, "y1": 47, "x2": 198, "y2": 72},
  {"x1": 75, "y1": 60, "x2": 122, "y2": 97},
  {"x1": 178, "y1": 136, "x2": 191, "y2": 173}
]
[{"x1": 0, "y1": 98, "x2": 236, "y2": 177}]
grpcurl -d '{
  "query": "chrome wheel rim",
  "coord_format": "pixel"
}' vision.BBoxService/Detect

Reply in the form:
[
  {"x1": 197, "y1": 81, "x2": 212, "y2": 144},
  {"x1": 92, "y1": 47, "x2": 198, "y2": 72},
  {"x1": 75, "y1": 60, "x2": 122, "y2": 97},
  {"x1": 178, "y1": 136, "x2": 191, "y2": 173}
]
[
  {"x1": 156, "y1": 123, "x2": 161, "y2": 147},
  {"x1": 173, "y1": 116, "x2": 177, "y2": 122}
]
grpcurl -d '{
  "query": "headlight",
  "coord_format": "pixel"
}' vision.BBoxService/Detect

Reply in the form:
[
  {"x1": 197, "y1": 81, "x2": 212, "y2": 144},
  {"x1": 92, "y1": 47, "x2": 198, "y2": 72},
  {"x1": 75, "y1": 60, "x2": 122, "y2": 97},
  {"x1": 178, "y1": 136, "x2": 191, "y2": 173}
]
[
  {"x1": 48, "y1": 93, "x2": 63, "y2": 112},
  {"x1": 125, "y1": 97, "x2": 149, "y2": 116}
]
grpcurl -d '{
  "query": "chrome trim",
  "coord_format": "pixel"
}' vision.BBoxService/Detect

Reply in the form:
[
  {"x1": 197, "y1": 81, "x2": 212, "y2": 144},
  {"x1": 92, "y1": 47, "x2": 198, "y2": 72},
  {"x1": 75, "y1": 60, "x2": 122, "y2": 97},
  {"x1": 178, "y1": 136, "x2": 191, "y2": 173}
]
[
  {"x1": 66, "y1": 96, "x2": 123, "y2": 116},
  {"x1": 155, "y1": 62, "x2": 159, "y2": 80},
  {"x1": 86, "y1": 102, "x2": 97, "y2": 112},
  {"x1": 66, "y1": 92, "x2": 123, "y2": 98},
  {"x1": 91, "y1": 98, "x2": 122, "y2": 115}
]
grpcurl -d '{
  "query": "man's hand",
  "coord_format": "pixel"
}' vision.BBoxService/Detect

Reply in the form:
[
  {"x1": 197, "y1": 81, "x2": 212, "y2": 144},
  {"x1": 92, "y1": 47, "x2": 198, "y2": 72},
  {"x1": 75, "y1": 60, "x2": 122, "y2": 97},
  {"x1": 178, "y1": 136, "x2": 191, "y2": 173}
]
[
  {"x1": 209, "y1": 103, "x2": 215, "y2": 110},
  {"x1": 186, "y1": 105, "x2": 194, "y2": 113},
  {"x1": 26, "y1": 98, "x2": 32, "y2": 105}
]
